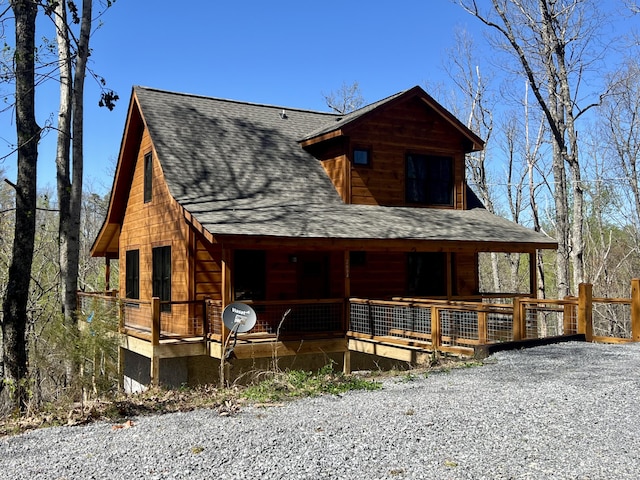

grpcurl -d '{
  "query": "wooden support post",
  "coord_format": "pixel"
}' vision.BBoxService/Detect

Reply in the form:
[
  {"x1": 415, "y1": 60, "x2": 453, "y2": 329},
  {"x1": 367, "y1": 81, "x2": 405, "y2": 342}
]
[
  {"x1": 631, "y1": 278, "x2": 640, "y2": 342},
  {"x1": 343, "y1": 251, "x2": 351, "y2": 333},
  {"x1": 343, "y1": 350, "x2": 351, "y2": 375},
  {"x1": 529, "y1": 252, "x2": 537, "y2": 298},
  {"x1": 512, "y1": 297, "x2": 522, "y2": 341},
  {"x1": 151, "y1": 297, "x2": 160, "y2": 387},
  {"x1": 118, "y1": 346, "x2": 125, "y2": 391},
  {"x1": 105, "y1": 257, "x2": 111, "y2": 292},
  {"x1": 118, "y1": 299, "x2": 125, "y2": 333},
  {"x1": 446, "y1": 252, "x2": 453, "y2": 300},
  {"x1": 220, "y1": 247, "x2": 232, "y2": 387},
  {"x1": 478, "y1": 311, "x2": 488, "y2": 345},
  {"x1": 151, "y1": 354, "x2": 160, "y2": 388},
  {"x1": 151, "y1": 297, "x2": 160, "y2": 346},
  {"x1": 578, "y1": 283, "x2": 593, "y2": 342},
  {"x1": 431, "y1": 306, "x2": 440, "y2": 351},
  {"x1": 221, "y1": 247, "x2": 232, "y2": 336}
]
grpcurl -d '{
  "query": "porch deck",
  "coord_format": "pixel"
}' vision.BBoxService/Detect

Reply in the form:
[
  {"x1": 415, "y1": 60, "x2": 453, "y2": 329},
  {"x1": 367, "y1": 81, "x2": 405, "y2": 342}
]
[{"x1": 77, "y1": 280, "x2": 640, "y2": 385}]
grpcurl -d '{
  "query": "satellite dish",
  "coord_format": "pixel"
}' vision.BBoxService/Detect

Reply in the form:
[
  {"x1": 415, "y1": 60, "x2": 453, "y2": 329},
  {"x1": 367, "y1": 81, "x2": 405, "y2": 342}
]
[{"x1": 222, "y1": 302, "x2": 257, "y2": 333}]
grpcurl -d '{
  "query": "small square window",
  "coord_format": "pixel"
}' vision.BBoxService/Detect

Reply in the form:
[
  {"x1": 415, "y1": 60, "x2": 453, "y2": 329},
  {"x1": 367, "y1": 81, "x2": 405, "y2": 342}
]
[{"x1": 353, "y1": 149, "x2": 370, "y2": 166}]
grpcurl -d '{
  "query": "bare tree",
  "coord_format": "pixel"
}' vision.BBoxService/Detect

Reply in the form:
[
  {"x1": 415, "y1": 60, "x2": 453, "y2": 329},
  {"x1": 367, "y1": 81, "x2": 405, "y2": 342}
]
[
  {"x1": 323, "y1": 81, "x2": 365, "y2": 114},
  {"x1": 2, "y1": 0, "x2": 39, "y2": 411},
  {"x1": 47, "y1": 0, "x2": 115, "y2": 385},
  {"x1": 456, "y1": 0, "x2": 610, "y2": 297}
]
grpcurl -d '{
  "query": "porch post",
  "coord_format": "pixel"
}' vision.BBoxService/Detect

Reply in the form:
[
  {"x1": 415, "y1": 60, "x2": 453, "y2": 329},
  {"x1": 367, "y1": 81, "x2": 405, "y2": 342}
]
[
  {"x1": 220, "y1": 246, "x2": 232, "y2": 386},
  {"x1": 446, "y1": 252, "x2": 453, "y2": 300},
  {"x1": 343, "y1": 251, "x2": 352, "y2": 375},
  {"x1": 105, "y1": 257, "x2": 111, "y2": 292},
  {"x1": 151, "y1": 297, "x2": 160, "y2": 387},
  {"x1": 529, "y1": 252, "x2": 537, "y2": 298},
  {"x1": 631, "y1": 278, "x2": 640, "y2": 342},
  {"x1": 577, "y1": 283, "x2": 593, "y2": 342},
  {"x1": 512, "y1": 297, "x2": 522, "y2": 341}
]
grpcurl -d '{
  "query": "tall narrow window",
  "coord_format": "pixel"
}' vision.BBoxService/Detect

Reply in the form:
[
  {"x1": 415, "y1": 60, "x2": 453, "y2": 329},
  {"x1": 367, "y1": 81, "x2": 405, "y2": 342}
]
[
  {"x1": 125, "y1": 249, "x2": 140, "y2": 299},
  {"x1": 406, "y1": 154, "x2": 453, "y2": 206},
  {"x1": 144, "y1": 152, "x2": 153, "y2": 203},
  {"x1": 234, "y1": 250, "x2": 266, "y2": 300},
  {"x1": 152, "y1": 245, "x2": 171, "y2": 312}
]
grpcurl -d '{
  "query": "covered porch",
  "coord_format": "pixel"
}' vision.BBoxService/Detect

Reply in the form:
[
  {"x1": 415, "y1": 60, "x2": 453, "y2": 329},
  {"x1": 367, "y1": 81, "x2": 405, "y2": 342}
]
[{"x1": 78, "y1": 279, "x2": 640, "y2": 389}]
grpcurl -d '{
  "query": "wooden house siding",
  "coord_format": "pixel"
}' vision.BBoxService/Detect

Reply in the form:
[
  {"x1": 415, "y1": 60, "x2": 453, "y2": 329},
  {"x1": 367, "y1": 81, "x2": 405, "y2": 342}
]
[
  {"x1": 119, "y1": 128, "x2": 191, "y2": 334},
  {"x1": 193, "y1": 234, "x2": 222, "y2": 301},
  {"x1": 350, "y1": 252, "x2": 407, "y2": 298}
]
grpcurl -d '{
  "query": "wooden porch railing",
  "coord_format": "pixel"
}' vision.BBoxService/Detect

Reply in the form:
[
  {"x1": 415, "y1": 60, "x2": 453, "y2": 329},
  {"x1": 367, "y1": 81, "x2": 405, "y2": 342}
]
[
  {"x1": 78, "y1": 279, "x2": 640, "y2": 351},
  {"x1": 348, "y1": 279, "x2": 640, "y2": 354},
  {"x1": 205, "y1": 298, "x2": 345, "y2": 341}
]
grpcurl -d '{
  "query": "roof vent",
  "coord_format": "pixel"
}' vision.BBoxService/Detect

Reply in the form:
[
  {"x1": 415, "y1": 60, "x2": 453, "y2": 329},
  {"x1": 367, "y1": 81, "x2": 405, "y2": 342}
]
[{"x1": 279, "y1": 109, "x2": 288, "y2": 119}]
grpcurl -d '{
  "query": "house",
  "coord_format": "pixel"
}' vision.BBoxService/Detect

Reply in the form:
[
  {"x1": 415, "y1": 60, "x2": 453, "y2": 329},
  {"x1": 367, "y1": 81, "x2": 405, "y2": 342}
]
[{"x1": 90, "y1": 85, "x2": 556, "y2": 390}]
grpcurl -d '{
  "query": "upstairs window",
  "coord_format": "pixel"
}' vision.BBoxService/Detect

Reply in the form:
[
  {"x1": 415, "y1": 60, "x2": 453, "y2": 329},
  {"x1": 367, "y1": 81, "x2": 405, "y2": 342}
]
[
  {"x1": 353, "y1": 148, "x2": 371, "y2": 167},
  {"x1": 143, "y1": 152, "x2": 153, "y2": 203},
  {"x1": 125, "y1": 249, "x2": 140, "y2": 299},
  {"x1": 406, "y1": 154, "x2": 453, "y2": 206}
]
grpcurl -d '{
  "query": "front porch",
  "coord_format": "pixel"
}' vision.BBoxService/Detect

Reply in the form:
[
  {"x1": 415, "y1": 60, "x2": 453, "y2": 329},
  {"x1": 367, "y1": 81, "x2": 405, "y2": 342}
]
[{"x1": 78, "y1": 279, "x2": 640, "y2": 389}]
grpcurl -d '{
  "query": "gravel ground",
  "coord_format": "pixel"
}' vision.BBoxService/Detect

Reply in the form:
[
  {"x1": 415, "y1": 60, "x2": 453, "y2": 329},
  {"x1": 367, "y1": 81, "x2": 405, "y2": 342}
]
[{"x1": 2, "y1": 341, "x2": 640, "y2": 479}]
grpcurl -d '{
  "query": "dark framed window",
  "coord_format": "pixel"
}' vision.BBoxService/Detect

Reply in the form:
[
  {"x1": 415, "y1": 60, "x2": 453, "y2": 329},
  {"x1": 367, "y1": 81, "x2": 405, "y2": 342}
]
[
  {"x1": 152, "y1": 245, "x2": 171, "y2": 312},
  {"x1": 353, "y1": 148, "x2": 371, "y2": 167},
  {"x1": 406, "y1": 154, "x2": 453, "y2": 206},
  {"x1": 143, "y1": 152, "x2": 153, "y2": 203},
  {"x1": 407, "y1": 252, "x2": 447, "y2": 296},
  {"x1": 350, "y1": 251, "x2": 367, "y2": 267},
  {"x1": 125, "y1": 249, "x2": 140, "y2": 299},
  {"x1": 234, "y1": 250, "x2": 266, "y2": 301}
]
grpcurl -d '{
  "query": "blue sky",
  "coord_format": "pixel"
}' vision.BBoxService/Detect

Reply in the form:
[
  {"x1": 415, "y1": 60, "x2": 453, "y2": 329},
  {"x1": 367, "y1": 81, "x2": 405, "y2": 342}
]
[{"x1": 2, "y1": 1, "x2": 481, "y2": 195}]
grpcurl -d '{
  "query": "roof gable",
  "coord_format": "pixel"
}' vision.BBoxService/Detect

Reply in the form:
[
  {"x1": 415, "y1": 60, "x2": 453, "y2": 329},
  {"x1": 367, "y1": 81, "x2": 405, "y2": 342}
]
[{"x1": 299, "y1": 86, "x2": 484, "y2": 152}]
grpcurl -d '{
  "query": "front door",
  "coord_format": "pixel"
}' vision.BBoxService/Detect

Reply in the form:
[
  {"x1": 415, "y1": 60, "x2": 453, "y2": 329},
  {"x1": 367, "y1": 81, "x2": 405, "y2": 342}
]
[{"x1": 297, "y1": 253, "x2": 330, "y2": 299}]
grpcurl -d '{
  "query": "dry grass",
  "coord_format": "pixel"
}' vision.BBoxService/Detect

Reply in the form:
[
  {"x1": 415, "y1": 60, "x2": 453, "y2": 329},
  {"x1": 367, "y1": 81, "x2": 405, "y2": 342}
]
[{"x1": 0, "y1": 356, "x2": 482, "y2": 437}]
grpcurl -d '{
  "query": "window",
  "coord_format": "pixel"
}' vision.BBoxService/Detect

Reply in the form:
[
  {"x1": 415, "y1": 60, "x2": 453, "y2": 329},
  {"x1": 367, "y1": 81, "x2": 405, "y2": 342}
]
[
  {"x1": 234, "y1": 250, "x2": 266, "y2": 300},
  {"x1": 407, "y1": 252, "x2": 447, "y2": 296},
  {"x1": 406, "y1": 154, "x2": 453, "y2": 206},
  {"x1": 143, "y1": 152, "x2": 153, "y2": 203},
  {"x1": 152, "y1": 246, "x2": 171, "y2": 312},
  {"x1": 125, "y1": 249, "x2": 140, "y2": 299},
  {"x1": 353, "y1": 148, "x2": 371, "y2": 167}
]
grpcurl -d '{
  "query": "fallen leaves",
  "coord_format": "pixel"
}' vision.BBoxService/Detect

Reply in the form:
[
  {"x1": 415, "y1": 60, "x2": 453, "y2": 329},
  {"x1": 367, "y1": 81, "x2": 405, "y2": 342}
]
[{"x1": 111, "y1": 419, "x2": 135, "y2": 431}]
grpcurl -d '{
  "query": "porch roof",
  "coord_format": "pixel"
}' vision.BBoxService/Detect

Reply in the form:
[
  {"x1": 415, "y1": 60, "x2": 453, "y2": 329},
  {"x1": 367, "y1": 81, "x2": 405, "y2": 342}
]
[{"x1": 185, "y1": 200, "x2": 556, "y2": 249}]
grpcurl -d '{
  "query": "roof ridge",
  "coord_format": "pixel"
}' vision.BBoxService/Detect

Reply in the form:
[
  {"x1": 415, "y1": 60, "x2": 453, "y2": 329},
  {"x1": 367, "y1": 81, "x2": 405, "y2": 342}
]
[{"x1": 134, "y1": 85, "x2": 340, "y2": 117}]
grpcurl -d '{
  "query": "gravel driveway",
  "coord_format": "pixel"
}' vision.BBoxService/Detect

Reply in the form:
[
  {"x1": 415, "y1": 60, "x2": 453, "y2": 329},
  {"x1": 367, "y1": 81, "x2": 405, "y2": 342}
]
[{"x1": 2, "y1": 341, "x2": 640, "y2": 479}]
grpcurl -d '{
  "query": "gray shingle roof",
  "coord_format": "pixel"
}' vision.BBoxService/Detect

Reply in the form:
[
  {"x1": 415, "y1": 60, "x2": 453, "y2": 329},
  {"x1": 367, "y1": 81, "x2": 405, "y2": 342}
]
[{"x1": 134, "y1": 86, "x2": 555, "y2": 248}]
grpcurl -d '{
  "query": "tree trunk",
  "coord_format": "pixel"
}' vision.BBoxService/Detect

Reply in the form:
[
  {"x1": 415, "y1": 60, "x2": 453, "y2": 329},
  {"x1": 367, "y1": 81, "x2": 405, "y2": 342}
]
[
  {"x1": 58, "y1": 0, "x2": 92, "y2": 357},
  {"x1": 2, "y1": 0, "x2": 39, "y2": 411}
]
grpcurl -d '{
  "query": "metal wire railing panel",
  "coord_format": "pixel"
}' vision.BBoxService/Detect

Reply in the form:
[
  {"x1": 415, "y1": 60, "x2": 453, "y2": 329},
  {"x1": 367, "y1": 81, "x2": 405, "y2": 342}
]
[
  {"x1": 349, "y1": 301, "x2": 432, "y2": 342},
  {"x1": 207, "y1": 300, "x2": 343, "y2": 338},
  {"x1": 440, "y1": 309, "x2": 479, "y2": 347},
  {"x1": 592, "y1": 302, "x2": 632, "y2": 339},
  {"x1": 487, "y1": 312, "x2": 514, "y2": 342}
]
